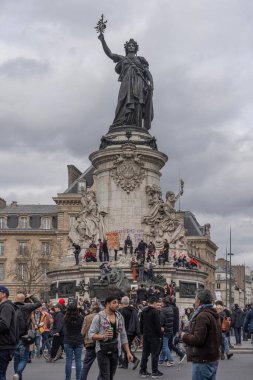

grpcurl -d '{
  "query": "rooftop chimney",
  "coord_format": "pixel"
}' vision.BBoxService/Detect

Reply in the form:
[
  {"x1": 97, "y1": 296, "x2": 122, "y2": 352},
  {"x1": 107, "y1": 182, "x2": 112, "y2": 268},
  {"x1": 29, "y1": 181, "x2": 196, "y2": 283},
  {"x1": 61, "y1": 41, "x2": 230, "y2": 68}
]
[{"x1": 0, "y1": 197, "x2": 6, "y2": 209}]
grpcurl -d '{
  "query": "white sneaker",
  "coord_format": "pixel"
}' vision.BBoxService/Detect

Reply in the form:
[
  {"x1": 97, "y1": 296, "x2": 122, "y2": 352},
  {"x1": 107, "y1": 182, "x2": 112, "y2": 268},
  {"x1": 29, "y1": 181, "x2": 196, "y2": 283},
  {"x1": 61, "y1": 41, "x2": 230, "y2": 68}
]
[
  {"x1": 166, "y1": 362, "x2": 174, "y2": 367},
  {"x1": 13, "y1": 375, "x2": 19, "y2": 380},
  {"x1": 179, "y1": 354, "x2": 186, "y2": 364}
]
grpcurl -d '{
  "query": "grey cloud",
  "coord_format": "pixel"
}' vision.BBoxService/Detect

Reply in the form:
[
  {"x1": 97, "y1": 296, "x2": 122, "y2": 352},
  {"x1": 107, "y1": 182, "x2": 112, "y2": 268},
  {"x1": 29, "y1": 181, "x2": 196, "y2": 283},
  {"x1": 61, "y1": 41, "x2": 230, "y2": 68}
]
[
  {"x1": 0, "y1": 57, "x2": 50, "y2": 78},
  {"x1": 0, "y1": 0, "x2": 253, "y2": 265}
]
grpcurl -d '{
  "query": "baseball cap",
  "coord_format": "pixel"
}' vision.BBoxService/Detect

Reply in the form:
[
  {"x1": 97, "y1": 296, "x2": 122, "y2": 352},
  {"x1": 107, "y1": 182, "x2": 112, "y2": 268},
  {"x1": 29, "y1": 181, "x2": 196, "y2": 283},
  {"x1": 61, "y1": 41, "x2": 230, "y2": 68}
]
[{"x1": 0, "y1": 286, "x2": 9, "y2": 297}]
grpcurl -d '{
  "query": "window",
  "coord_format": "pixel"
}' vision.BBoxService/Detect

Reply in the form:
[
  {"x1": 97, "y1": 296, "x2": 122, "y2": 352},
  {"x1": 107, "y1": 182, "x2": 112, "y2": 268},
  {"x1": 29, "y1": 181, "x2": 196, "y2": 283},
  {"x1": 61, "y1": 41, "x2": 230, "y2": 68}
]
[
  {"x1": 0, "y1": 264, "x2": 4, "y2": 280},
  {"x1": 217, "y1": 274, "x2": 221, "y2": 280},
  {"x1": 0, "y1": 242, "x2": 4, "y2": 256},
  {"x1": 69, "y1": 216, "x2": 76, "y2": 226},
  {"x1": 0, "y1": 217, "x2": 4, "y2": 229},
  {"x1": 42, "y1": 217, "x2": 50, "y2": 230},
  {"x1": 216, "y1": 283, "x2": 221, "y2": 289},
  {"x1": 41, "y1": 263, "x2": 49, "y2": 278},
  {"x1": 41, "y1": 242, "x2": 50, "y2": 256},
  {"x1": 77, "y1": 181, "x2": 86, "y2": 193},
  {"x1": 20, "y1": 217, "x2": 28, "y2": 229},
  {"x1": 19, "y1": 242, "x2": 27, "y2": 256},
  {"x1": 18, "y1": 263, "x2": 27, "y2": 280}
]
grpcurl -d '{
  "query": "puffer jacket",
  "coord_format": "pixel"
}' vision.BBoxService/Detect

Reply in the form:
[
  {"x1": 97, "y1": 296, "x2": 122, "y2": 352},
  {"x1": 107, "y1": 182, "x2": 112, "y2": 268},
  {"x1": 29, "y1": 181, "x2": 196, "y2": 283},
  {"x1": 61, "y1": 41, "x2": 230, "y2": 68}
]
[
  {"x1": 160, "y1": 305, "x2": 174, "y2": 336},
  {"x1": 243, "y1": 308, "x2": 253, "y2": 333},
  {"x1": 182, "y1": 307, "x2": 221, "y2": 363}
]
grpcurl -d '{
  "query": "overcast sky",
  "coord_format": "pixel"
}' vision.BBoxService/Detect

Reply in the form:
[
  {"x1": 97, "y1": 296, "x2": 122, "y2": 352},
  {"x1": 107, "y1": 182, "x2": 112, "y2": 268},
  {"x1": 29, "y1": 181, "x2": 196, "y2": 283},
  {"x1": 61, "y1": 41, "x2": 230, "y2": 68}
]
[{"x1": 0, "y1": 0, "x2": 252, "y2": 266}]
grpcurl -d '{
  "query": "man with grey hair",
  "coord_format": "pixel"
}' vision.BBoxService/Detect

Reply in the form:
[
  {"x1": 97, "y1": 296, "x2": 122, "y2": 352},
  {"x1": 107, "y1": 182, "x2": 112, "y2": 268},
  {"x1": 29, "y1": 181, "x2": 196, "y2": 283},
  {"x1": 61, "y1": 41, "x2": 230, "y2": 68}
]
[
  {"x1": 181, "y1": 289, "x2": 221, "y2": 380},
  {"x1": 119, "y1": 296, "x2": 140, "y2": 370}
]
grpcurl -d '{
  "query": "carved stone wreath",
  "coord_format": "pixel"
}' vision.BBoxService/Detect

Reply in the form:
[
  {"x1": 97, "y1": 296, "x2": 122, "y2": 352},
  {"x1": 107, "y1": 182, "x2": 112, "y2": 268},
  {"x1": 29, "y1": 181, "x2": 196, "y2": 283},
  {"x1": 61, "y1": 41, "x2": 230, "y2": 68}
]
[{"x1": 111, "y1": 145, "x2": 146, "y2": 193}]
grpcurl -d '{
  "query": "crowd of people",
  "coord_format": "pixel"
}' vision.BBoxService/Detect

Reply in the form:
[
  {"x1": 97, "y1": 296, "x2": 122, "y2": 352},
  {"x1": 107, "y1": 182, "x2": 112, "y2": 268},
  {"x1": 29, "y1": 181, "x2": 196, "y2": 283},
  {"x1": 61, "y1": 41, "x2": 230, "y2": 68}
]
[
  {"x1": 73, "y1": 236, "x2": 199, "y2": 282},
  {"x1": 1, "y1": 284, "x2": 253, "y2": 380}
]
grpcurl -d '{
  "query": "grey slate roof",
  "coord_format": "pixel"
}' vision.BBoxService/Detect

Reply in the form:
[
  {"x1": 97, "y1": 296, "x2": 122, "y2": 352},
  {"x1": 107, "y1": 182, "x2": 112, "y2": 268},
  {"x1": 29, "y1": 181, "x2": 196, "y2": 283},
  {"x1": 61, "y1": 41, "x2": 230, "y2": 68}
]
[
  {"x1": 64, "y1": 165, "x2": 94, "y2": 194},
  {"x1": 184, "y1": 211, "x2": 204, "y2": 236},
  {"x1": 0, "y1": 205, "x2": 57, "y2": 214}
]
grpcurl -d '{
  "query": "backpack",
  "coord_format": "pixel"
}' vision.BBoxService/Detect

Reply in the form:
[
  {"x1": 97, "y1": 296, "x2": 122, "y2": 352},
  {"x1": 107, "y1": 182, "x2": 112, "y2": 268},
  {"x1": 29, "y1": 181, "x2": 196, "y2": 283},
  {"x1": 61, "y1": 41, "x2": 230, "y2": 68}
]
[
  {"x1": 127, "y1": 308, "x2": 140, "y2": 336},
  {"x1": 15, "y1": 305, "x2": 29, "y2": 337},
  {"x1": 15, "y1": 305, "x2": 36, "y2": 345},
  {"x1": 221, "y1": 316, "x2": 231, "y2": 332}
]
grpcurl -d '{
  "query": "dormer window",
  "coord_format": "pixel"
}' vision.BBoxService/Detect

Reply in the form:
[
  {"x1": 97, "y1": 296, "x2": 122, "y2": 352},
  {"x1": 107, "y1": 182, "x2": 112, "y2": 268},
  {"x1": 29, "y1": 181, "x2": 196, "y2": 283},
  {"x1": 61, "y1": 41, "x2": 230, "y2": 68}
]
[
  {"x1": 0, "y1": 242, "x2": 4, "y2": 256},
  {"x1": 42, "y1": 217, "x2": 51, "y2": 230},
  {"x1": 0, "y1": 217, "x2": 4, "y2": 229},
  {"x1": 20, "y1": 217, "x2": 29, "y2": 229}
]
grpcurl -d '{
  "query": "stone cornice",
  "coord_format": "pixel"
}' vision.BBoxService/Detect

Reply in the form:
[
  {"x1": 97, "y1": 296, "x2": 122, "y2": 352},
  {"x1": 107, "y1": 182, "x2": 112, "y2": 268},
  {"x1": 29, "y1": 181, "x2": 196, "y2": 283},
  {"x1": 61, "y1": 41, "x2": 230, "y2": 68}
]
[
  {"x1": 90, "y1": 146, "x2": 168, "y2": 171},
  {"x1": 0, "y1": 230, "x2": 56, "y2": 236},
  {"x1": 187, "y1": 236, "x2": 218, "y2": 251}
]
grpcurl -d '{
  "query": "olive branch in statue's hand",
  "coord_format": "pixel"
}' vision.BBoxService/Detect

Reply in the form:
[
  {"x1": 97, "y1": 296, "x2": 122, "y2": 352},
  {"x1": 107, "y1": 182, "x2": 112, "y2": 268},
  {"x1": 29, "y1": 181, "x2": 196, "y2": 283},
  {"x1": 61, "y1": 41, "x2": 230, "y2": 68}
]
[{"x1": 95, "y1": 14, "x2": 107, "y2": 39}]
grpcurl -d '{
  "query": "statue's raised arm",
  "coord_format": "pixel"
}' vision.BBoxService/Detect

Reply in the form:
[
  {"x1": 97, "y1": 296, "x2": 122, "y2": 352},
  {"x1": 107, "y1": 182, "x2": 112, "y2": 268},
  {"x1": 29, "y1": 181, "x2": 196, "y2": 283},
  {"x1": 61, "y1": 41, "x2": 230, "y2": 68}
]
[
  {"x1": 95, "y1": 15, "x2": 154, "y2": 130},
  {"x1": 98, "y1": 33, "x2": 121, "y2": 62}
]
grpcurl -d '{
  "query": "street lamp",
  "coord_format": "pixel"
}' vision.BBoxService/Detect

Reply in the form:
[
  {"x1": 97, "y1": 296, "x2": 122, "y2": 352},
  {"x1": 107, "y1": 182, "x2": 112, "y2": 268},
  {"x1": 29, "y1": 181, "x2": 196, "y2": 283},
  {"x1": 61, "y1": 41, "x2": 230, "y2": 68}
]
[
  {"x1": 227, "y1": 227, "x2": 235, "y2": 309},
  {"x1": 227, "y1": 251, "x2": 234, "y2": 309}
]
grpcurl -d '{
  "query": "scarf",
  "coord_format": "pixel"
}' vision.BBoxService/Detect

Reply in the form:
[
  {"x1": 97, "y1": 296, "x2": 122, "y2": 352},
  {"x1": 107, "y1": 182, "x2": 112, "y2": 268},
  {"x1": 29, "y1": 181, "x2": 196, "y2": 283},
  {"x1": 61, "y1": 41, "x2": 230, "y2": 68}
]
[{"x1": 189, "y1": 303, "x2": 214, "y2": 326}]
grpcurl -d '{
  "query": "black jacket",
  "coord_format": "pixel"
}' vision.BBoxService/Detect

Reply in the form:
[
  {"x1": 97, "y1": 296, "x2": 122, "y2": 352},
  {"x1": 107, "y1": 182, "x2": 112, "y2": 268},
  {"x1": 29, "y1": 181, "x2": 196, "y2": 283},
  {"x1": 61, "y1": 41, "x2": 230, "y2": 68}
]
[
  {"x1": 231, "y1": 307, "x2": 244, "y2": 328},
  {"x1": 120, "y1": 306, "x2": 140, "y2": 336},
  {"x1": 243, "y1": 307, "x2": 253, "y2": 333},
  {"x1": 171, "y1": 303, "x2": 180, "y2": 334},
  {"x1": 14, "y1": 295, "x2": 42, "y2": 331},
  {"x1": 160, "y1": 305, "x2": 174, "y2": 336},
  {"x1": 140, "y1": 306, "x2": 162, "y2": 338},
  {"x1": 52, "y1": 311, "x2": 64, "y2": 335},
  {"x1": 63, "y1": 315, "x2": 84, "y2": 345},
  {"x1": 0, "y1": 300, "x2": 18, "y2": 350}
]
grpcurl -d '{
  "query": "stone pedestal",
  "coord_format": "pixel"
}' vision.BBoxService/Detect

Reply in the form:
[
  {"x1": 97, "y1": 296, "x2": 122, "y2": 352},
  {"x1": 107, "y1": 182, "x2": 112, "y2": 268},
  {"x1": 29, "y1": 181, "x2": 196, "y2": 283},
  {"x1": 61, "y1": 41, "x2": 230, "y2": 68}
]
[{"x1": 89, "y1": 127, "x2": 168, "y2": 244}]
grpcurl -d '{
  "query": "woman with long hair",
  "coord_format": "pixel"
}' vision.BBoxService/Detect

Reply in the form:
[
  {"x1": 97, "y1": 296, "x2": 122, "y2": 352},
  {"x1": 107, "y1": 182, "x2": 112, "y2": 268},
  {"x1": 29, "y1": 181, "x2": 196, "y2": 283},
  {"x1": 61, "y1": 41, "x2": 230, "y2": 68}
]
[{"x1": 63, "y1": 302, "x2": 84, "y2": 380}]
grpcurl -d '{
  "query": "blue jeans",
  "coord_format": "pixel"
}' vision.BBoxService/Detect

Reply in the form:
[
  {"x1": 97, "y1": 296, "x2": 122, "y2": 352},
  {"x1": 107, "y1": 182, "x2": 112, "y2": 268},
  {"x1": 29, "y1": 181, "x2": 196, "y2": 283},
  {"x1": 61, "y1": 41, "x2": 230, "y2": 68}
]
[
  {"x1": 14, "y1": 340, "x2": 30, "y2": 380},
  {"x1": 41, "y1": 331, "x2": 51, "y2": 355},
  {"x1": 192, "y1": 362, "x2": 218, "y2": 380},
  {"x1": 0, "y1": 349, "x2": 15, "y2": 380},
  {"x1": 33, "y1": 334, "x2": 41, "y2": 356},
  {"x1": 234, "y1": 327, "x2": 241, "y2": 344},
  {"x1": 159, "y1": 336, "x2": 174, "y2": 363},
  {"x1": 64, "y1": 343, "x2": 83, "y2": 380},
  {"x1": 222, "y1": 333, "x2": 229, "y2": 353}
]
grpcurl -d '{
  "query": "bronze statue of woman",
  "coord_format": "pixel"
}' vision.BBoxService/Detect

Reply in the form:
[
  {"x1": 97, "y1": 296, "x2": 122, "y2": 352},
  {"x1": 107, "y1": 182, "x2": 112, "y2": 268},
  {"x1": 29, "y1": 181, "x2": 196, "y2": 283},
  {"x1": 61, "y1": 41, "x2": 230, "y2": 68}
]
[{"x1": 98, "y1": 32, "x2": 154, "y2": 130}]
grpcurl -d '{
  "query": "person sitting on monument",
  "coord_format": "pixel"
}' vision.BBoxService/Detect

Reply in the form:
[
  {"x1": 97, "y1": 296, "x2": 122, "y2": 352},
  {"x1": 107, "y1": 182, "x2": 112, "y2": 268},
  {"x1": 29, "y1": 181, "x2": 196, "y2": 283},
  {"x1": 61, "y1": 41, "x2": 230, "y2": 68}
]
[
  {"x1": 173, "y1": 253, "x2": 187, "y2": 268},
  {"x1": 124, "y1": 235, "x2": 133, "y2": 255},
  {"x1": 84, "y1": 249, "x2": 97, "y2": 262},
  {"x1": 186, "y1": 257, "x2": 199, "y2": 270},
  {"x1": 89, "y1": 240, "x2": 97, "y2": 256}
]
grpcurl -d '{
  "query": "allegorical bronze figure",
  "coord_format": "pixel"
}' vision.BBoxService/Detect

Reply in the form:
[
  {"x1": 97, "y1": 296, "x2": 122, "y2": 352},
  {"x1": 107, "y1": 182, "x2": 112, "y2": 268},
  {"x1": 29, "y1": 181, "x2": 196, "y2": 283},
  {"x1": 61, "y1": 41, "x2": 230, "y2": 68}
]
[{"x1": 95, "y1": 15, "x2": 154, "y2": 130}]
